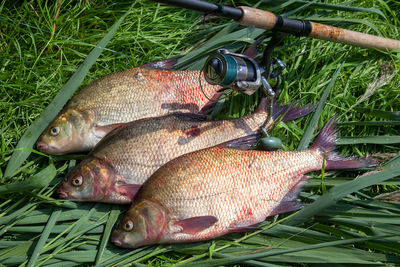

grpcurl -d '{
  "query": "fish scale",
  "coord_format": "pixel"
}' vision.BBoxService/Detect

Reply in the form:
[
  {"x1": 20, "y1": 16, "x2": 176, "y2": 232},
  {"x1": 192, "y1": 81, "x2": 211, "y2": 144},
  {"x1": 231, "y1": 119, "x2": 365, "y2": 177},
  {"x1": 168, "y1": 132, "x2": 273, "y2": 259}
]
[
  {"x1": 37, "y1": 67, "x2": 223, "y2": 155},
  {"x1": 143, "y1": 147, "x2": 322, "y2": 242},
  {"x1": 69, "y1": 68, "x2": 220, "y2": 125},
  {"x1": 58, "y1": 98, "x2": 315, "y2": 203},
  {"x1": 92, "y1": 108, "x2": 270, "y2": 186},
  {"x1": 111, "y1": 119, "x2": 376, "y2": 248}
]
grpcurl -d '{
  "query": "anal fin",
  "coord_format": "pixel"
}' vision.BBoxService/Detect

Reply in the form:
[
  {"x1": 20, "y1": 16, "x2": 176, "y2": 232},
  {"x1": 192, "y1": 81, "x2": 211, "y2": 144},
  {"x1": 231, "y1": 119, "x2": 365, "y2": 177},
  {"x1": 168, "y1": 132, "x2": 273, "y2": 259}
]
[
  {"x1": 269, "y1": 175, "x2": 308, "y2": 217},
  {"x1": 228, "y1": 223, "x2": 260, "y2": 233},
  {"x1": 269, "y1": 200, "x2": 303, "y2": 217}
]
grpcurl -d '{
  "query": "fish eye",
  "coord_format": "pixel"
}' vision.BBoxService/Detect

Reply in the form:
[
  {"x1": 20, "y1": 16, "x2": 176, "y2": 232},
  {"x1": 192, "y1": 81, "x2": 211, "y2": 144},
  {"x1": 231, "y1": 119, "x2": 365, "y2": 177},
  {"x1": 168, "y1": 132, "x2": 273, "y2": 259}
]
[
  {"x1": 71, "y1": 176, "x2": 83, "y2": 186},
  {"x1": 122, "y1": 219, "x2": 134, "y2": 232},
  {"x1": 50, "y1": 126, "x2": 60, "y2": 136}
]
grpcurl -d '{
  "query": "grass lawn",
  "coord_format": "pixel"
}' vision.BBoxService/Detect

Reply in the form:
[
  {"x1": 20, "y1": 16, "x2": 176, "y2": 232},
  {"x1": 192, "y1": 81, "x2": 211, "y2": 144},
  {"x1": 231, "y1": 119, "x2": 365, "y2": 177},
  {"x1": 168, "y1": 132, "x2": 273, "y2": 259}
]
[{"x1": 1, "y1": 0, "x2": 400, "y2": 266}]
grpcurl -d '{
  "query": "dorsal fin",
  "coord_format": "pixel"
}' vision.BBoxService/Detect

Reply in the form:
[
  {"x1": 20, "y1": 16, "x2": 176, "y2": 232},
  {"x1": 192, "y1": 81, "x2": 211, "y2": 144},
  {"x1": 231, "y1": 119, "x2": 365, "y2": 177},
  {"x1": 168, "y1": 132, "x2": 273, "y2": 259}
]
[{"x1": 141, "y1": 55, "x2": 181, "y2": 70}]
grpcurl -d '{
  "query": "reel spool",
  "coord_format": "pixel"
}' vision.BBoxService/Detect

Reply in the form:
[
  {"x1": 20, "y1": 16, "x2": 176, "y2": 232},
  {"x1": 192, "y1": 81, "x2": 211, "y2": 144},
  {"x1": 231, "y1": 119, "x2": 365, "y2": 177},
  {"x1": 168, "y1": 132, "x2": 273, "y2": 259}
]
[{"x1": 203, "y1": 49, "x2": 262, "y2": 96}]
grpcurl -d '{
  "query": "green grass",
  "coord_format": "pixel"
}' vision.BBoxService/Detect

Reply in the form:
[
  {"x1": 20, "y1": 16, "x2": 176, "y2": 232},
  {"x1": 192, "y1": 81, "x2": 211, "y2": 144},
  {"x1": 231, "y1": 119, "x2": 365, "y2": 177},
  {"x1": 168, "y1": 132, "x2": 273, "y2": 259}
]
[{"x1": 1, "y1": 0, "x2": 400, "y2": 266}]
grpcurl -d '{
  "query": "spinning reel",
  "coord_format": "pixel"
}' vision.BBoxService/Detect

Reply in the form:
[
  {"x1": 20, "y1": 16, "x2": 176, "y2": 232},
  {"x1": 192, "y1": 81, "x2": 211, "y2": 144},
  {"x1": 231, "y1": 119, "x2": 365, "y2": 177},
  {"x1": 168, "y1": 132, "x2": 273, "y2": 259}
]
[{"x1": 202, "y1": 34, "x2": 286, "y2": 150}]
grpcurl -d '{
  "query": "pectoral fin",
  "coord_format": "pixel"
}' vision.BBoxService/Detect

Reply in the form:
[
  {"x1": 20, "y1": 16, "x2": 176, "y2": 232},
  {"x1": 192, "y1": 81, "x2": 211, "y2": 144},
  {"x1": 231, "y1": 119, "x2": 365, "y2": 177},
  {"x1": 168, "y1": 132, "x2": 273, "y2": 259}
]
[
  {"x1": 118, "y1": 183, "x2": 142, "y2": 200},
  {"x1": 174, "y1": 216, "x2": 218, "y2": 234},
  {"x1": 93, "y1": 123, "x2": 125, "y2": 139}
]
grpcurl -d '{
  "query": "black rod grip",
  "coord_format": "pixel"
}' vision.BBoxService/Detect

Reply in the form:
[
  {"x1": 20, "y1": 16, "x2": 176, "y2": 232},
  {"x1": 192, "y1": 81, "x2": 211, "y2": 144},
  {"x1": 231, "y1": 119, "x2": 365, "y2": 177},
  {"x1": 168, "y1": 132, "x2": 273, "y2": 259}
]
[{"x1": 149, "y1": 0, "x2": 243, "y2": 20}]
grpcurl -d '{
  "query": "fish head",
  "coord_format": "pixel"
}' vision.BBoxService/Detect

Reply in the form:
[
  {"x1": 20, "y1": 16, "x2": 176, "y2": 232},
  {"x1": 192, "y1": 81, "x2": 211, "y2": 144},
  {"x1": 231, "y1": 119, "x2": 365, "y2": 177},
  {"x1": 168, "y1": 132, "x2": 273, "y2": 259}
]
[
  {"x1": 58, "y1": 157, "x2": 116, "y2": 202},
  {"x1": 111, "y1": 200, "x2": 167, "y2": 248},
  {"x1": 37, "y1": 109, "x2": 93, "y2": 155}
]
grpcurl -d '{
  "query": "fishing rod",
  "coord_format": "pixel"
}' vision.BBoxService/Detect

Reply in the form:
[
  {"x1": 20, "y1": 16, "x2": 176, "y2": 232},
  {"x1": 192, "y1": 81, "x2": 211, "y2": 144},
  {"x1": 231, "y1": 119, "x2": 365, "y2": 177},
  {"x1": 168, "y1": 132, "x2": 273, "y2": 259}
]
[
  {"x1": 150, "y1": 0, "x2": 400, "y2": 51},
  {"x1": 149, "y1": 0, "x2": 400, "y2": 150}
]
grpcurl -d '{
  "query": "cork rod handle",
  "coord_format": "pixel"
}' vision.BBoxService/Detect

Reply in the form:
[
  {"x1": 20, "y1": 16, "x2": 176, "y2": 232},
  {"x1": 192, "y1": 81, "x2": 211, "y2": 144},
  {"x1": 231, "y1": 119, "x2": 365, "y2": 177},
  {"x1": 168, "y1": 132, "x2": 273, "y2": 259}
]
[{"x1": 237, "y1": 6, "x2": 400, "y2": 51}]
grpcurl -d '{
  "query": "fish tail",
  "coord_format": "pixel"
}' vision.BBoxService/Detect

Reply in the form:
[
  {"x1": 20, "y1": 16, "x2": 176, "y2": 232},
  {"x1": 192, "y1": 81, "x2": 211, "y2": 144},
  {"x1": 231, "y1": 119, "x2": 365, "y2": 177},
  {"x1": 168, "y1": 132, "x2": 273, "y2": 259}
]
[{"x1": 310, "y1": 117, "x2": 377, "y2": 170}]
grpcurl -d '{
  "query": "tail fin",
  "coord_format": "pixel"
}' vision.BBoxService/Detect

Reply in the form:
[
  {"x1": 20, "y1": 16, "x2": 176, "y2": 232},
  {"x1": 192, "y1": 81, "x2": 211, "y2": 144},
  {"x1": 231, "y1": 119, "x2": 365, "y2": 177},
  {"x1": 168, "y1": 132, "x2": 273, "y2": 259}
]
[
  {"x1": 256, "y1": 97, "x2": 316, "y2": 123},
  {"x1": 311, "y1": 117, "x2": 377, "y2": 170}
]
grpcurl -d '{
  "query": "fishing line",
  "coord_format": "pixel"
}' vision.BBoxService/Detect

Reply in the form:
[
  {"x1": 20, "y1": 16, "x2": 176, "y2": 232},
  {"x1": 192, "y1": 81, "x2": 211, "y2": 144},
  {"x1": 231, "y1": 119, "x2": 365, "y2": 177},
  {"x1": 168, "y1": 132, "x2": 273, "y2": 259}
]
[
  {"x1": 196, "y1": 12, "x2": 239, "y2": 103},
  {"x1": 198, "y1": 69, "x2": 237, "y2": 102},
  {"x1": 0, "y1": 15, "x2": 134, "y2": 59}
]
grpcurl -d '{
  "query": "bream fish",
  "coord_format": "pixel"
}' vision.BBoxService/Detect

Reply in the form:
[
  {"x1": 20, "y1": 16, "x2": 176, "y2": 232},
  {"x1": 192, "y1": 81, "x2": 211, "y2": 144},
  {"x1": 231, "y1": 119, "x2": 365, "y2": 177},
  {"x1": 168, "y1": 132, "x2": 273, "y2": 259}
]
[
  {"x1": 58, "y1": 98, "x2": 314, "y2": 203},
  {"x1": 36, "y1": 57, "x2": 223, "y2": 155},
  {"x1": 111, "y1": 119, "x2": 376, "y2": 248}
]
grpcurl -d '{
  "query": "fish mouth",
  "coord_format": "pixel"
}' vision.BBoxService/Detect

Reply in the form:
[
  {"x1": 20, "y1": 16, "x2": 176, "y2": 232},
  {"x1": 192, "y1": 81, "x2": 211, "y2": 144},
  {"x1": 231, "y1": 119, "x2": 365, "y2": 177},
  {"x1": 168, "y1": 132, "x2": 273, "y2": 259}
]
[
  {"x1": 57, "y1": 188, "x2": 70, "y2": 199},
  {"x1": 37, "y1": 141, "x2": 60, "y2": 154},
  {"x1": 111, "y1": 232, "x2": 124, "y2": 247},
  {"x1": 36, "y1": 141, "x2": 50, "y2": 152}
]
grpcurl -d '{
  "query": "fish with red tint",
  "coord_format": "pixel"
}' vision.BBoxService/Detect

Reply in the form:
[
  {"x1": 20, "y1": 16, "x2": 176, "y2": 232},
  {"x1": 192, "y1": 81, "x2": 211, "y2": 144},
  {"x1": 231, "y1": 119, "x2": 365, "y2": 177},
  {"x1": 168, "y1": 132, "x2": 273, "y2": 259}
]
[
  {"x1": 111, "y1": 118, "x2": 376, "y2": 248},
  {"x1": 58, "y1": 98, "x2": 315, "y2": 204},
  {"x1": 36, "y1": 56, "x2": 224, "y2": 155},
  {"x1": 36, "y1": 39, "x2": 264, "y2": 156}
]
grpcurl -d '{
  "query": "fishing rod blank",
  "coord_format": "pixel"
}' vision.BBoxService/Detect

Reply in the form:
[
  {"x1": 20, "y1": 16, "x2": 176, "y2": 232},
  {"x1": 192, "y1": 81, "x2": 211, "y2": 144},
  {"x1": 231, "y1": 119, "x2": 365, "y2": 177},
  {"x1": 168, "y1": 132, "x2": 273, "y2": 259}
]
[{"x1": 150, "y1": 0, "x2": 400, "y2": 51}]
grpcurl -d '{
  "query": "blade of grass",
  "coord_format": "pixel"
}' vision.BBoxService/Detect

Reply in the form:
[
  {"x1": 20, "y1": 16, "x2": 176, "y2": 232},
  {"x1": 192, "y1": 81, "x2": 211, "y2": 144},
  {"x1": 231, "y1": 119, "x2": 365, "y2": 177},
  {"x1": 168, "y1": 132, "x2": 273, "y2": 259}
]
[
  {"x1": 338, "y1": 121, "x2": 400, "y2": 126},
  {"x1": 0, "y1": 241, "x2": 34, "y2": 260},
  {"x1": 96, "y1": 247, "x2": 149, "y2": 267},
  {"x1": 7, "y1": 223, "x2": 104, "y2": 234},
  {"x1": 212, "y1": 253, "x2": 287, "y2": 267},
  {"x1": 297, "y1": 61, "x2": 344, "y2": 150},
  {"x1": 0, "y1": 203, "x2": 37, "y2": 237},
  {"x1": 26, "y1": 209, "x2": 61, "y2": 267},
  {"x1": 292, "y1": 0, "x2": 387, "y2": 20},
  {"x1": 285, "y1": 159, "x2": 400, "y2": 226},
  {"x1": 337, "y1": 136, "x2": 400, "y2": 145},
  {"x1": 94, "y1": 207, "x2": 120, "y2": 266},
  {"x1": 181, "y1": 235, "x2": 393, "y2": 267},
  {"x1": 174, "y1": 27, "x2": 264, "y2": 69},
  {"x1": 42, "y1": 205, "x2": 98, "y2": 254},
  {"x1": 4, "y1": 3, "x2": 136, "y2": 178},
  {"x1": 353, "y1": 108, "x2": 400, "y2": 120},
  {"x1": 0, "y1": 164, "x2": 56, "y2": 193}
]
